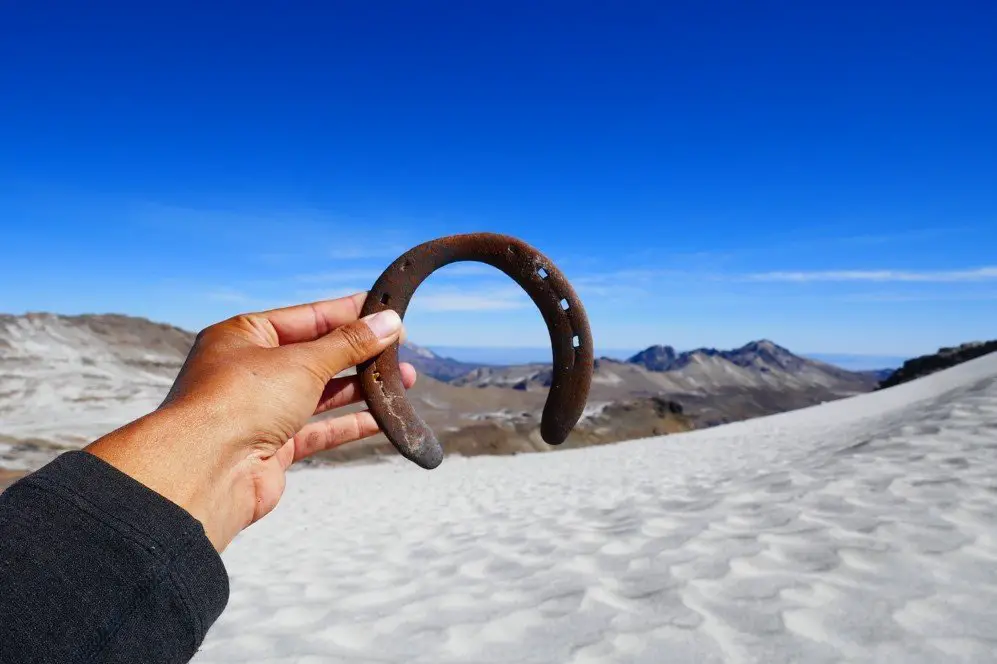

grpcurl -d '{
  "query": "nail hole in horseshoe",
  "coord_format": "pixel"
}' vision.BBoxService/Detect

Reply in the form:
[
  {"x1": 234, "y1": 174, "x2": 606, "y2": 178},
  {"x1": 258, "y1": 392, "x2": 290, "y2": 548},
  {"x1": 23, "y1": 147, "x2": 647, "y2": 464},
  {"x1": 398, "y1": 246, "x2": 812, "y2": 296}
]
[
  {"x1": 373, "y1": 371, "x2": 382, "y2": 383},
  {"x1": 400, "y1": 259, "x2": 412, "y2": 271},
  {"x1": 572, "y1": 335, "x2": 580, "y2": 348},
  {"x1": 380, "y1": 293, "x2": 391, "y2": 305},
  {"x1": 537, "y1": 267, "x2": 549, "y2": 279},
  {"x1": 560, "y1": 298, "x2": 570, "y2": 310},
  {"x1": 507, "y1": 245, "x2": 517, "y2": 255}
]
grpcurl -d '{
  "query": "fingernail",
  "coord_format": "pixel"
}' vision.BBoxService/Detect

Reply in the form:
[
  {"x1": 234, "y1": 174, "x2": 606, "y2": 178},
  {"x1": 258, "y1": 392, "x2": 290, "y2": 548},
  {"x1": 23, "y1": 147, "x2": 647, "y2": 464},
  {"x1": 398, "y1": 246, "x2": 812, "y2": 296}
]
[{"x1": 364, "y1": 310, "x2": 402, "y2": 340}]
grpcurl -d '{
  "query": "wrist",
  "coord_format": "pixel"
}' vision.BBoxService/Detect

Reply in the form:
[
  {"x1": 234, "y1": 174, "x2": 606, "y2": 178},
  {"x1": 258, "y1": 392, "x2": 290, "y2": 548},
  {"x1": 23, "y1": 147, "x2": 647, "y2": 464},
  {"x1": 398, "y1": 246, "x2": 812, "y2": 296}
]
[{"x1": 85, "y1": 400, "x2": 250, "y2": 551}]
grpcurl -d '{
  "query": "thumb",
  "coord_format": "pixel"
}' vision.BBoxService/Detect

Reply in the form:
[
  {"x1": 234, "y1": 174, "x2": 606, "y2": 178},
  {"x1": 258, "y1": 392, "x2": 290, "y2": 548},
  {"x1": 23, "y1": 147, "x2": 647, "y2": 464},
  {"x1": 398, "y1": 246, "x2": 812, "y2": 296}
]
[{"x1": 292, "y1": 310, "x2": 403, "y2": 382}]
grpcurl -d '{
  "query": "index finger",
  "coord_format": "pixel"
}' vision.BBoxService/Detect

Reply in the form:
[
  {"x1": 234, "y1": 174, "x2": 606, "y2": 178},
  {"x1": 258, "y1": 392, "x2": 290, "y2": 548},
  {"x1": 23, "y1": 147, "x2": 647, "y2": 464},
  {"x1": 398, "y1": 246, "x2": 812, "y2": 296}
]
[{"x1": 257, "y1": 292, "x2": 368, "y2": 345}]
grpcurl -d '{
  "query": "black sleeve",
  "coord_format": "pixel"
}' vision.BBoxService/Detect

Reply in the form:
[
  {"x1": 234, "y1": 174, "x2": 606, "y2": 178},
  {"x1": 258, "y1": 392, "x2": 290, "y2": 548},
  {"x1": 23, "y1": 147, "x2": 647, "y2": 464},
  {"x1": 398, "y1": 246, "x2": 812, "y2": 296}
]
[{"x1": 0, "y1": 451, "x2": 229, "y2": 664}]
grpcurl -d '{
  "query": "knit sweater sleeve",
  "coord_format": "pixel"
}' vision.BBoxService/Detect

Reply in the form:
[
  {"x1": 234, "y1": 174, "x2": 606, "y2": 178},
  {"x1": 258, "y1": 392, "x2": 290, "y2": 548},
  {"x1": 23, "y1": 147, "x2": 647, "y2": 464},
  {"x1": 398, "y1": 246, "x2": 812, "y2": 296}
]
[{"x1": 0, "y1": 451, "x2": 229, "y2": 664}]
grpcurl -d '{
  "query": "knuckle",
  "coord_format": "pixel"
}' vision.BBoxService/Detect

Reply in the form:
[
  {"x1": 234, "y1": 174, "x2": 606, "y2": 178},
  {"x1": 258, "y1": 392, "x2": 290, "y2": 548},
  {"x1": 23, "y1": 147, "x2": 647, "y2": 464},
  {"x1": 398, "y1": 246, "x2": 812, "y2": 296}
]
[
  {"x1": 194, "y1": 324, "x2": 215, "y2": 345},
  {"x1": 332, "y1": 413, "x2": 366, "y2": 447},
  {"x1": 230, "y1": 314, "x2": 254, "y2": 329},
  {"x1": 232, "y1": 314, "x2": 275, "y2": 344},
  {"x1": 349, "y1": 412, "x2": 366, "y2": 441},
  {"x1": 335, "y1": 323, "x2": 376, "y2": 364}
]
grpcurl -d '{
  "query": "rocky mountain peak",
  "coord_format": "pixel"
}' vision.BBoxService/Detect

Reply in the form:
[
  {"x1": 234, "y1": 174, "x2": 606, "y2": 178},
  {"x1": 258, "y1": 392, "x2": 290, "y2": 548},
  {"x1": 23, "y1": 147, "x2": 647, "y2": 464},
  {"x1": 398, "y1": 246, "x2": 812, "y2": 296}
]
[
  {"x1": 723, "y1": 339, "x2": 802, "y2": 370},
  {"x1": 626, "y1": 345, "x2": 679, "y2": 371},
  {"x1": 739, "y1": 339, "x2": 780, "y2": 352},
  {"x1": 627, "y1": 338, "x2": 834, "y2": 379},
  {"x1": 400, "y1": 341, "x2": 439, "y2": 359}
]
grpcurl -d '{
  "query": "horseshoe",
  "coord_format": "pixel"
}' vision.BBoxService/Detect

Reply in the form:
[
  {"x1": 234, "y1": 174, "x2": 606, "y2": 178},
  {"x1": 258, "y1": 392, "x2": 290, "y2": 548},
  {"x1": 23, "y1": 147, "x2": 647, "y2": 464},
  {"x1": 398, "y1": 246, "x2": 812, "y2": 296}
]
[{"x1": 358, "y1": 233, "x2": 594, "y2": 469}]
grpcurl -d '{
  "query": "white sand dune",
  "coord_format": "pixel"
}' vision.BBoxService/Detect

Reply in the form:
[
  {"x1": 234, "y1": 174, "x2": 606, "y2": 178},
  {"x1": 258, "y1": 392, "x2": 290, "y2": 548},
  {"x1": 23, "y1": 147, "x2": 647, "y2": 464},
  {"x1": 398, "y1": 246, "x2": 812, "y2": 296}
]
[{"x1": 195, "y1": 353, "x2": 997, "y2": 663}]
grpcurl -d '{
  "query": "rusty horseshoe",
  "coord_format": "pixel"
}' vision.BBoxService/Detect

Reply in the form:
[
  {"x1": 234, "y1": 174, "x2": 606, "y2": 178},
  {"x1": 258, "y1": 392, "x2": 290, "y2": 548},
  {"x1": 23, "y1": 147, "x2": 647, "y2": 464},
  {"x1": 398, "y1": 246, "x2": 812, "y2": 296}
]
[{"x1": 358, "y1": 232, "x2": 594, "y2": 469}]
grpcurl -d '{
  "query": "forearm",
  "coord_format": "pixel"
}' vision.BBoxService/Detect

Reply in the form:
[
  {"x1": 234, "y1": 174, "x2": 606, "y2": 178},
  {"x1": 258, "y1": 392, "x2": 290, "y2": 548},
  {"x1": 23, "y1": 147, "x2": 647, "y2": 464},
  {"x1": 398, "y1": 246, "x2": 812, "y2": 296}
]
[
  {"x1": 0, "y1": 294, "x2": 403, "y2": 663},
  {"x1": 0, "y1": 451, "x2": 228, "y2": 663}
]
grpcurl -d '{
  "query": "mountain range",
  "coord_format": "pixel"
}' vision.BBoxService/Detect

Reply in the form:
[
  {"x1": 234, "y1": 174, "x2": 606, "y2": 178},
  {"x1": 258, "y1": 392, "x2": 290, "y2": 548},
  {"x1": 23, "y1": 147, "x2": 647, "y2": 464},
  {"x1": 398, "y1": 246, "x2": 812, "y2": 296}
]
[
  {"x1": 0, "y1": 312, "x2": 896, "y2": 474},
  {"x1": 413, "y1": 339, "x2": 876, "y2": 396}
]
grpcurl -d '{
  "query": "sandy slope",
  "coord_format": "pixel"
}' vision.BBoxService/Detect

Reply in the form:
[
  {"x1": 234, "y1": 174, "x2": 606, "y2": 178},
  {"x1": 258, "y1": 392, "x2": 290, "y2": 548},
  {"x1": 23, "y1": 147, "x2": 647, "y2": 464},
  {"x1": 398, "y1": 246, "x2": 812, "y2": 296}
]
[
  {"x1": 0, "y1": 313, "x2": 185, "y2": 469},
  {"x1": 194, "y1": 353, "x2": 997, "y2": 663}
]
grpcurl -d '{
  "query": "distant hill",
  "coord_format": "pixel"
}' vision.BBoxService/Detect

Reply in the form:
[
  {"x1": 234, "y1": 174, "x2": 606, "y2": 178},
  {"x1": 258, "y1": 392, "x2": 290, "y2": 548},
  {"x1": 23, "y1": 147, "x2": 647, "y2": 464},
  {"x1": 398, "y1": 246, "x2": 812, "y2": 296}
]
[
  {"x1": 459, "y1": 339, "x2": 877, "y2": 395},
  {"x1": 424, "y1": 345, "x2": 644, "y2": 365},
  {"x1": 397, "y1": 342, "x2": 479, "y2": 382},
  {"x1": 0, "y1": 313, "x2": 690, "y2": 471},
  {"x1": 0, "y1": 312, "x2": 193, "y2": 471},
  {"x1": 0, "y1": 312, "x2": 884, "y2": 473},
  {"x1": 628, "y1": 339, "x2": 857, "y2": 378},
  {"x1": 878, "y1": 340, "x2": 997, "y2": 390},
  {"x1": 803, "y1": 353, "x2": 906, "y2": 372},
  {"x1": 452, "y1": 339, "x2": 880, "y2": 430}
]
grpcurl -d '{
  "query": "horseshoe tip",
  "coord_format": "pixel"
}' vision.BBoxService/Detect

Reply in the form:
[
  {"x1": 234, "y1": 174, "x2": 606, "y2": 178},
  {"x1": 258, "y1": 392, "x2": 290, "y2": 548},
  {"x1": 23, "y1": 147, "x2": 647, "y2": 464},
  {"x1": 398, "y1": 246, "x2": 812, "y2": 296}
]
[
  {"x1": 540, "y1": 418, "x2": 574, "y2": 446},
  {"x1": 405, "y1": 439, "x2": 444, "y2": 470},
  {"x1": 417, "y1": 454, "x2": 444, "y2": 470}
]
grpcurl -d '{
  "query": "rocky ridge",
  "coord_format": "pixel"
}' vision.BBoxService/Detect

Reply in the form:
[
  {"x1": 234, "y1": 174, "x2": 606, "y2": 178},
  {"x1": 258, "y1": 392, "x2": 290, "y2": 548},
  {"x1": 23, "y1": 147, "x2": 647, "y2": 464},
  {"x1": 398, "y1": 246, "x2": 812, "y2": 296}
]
[{"x1": 878, "y1": 340, "x2": 997, "y2": 389}]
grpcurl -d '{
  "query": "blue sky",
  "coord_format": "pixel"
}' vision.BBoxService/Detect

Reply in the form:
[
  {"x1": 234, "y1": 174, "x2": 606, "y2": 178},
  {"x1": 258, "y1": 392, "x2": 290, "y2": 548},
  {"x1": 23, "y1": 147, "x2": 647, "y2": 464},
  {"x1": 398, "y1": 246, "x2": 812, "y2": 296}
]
[{"x1": 1, "y1": 1, "x2": 995, "y2": 358}]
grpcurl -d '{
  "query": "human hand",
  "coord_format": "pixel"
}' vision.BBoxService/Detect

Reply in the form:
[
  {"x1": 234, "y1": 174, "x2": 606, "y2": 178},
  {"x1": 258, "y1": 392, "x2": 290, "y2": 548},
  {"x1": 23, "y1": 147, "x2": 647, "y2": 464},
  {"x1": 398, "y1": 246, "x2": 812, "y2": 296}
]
[{"x1": 85, "y1": 292, "x2": 415, "y2": 551}]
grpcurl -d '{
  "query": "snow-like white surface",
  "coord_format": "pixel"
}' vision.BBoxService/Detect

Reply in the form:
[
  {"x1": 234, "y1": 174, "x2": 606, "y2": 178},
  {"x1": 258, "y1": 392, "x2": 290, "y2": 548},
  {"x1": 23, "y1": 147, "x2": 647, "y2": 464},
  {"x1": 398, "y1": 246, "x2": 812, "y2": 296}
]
[
  {"x1": 0, "y1": 315, "x2": 179, "y2": 453},
  {"x1": 195, "y1": 354, "x2": 997, "y2": 663}
]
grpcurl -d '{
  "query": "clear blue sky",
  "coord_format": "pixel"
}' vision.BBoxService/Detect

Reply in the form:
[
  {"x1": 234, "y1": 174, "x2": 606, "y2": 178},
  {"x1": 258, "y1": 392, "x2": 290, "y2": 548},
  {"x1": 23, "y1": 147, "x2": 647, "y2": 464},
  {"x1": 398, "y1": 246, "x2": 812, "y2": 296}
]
[{"x1": 2, "y1": 1, "x2": 994, "y2": 357}]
